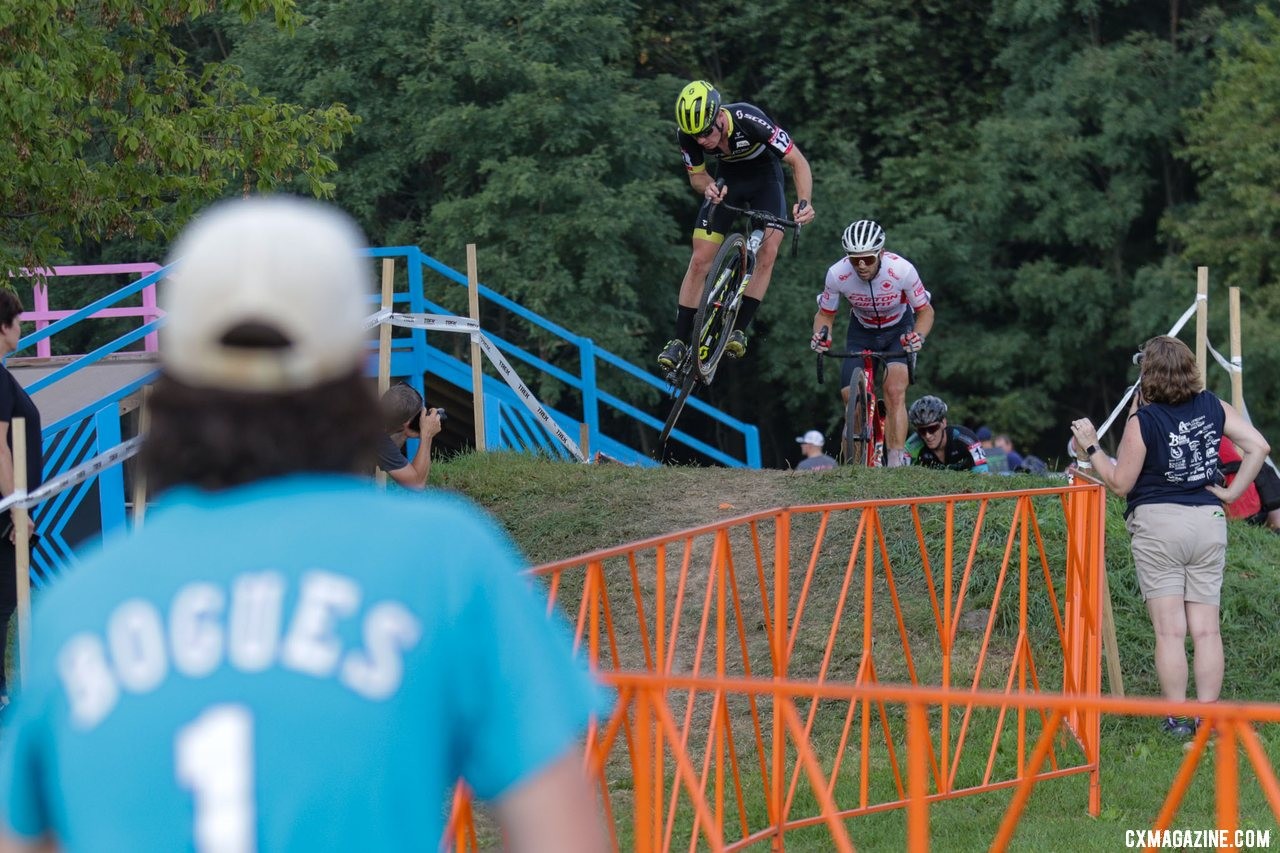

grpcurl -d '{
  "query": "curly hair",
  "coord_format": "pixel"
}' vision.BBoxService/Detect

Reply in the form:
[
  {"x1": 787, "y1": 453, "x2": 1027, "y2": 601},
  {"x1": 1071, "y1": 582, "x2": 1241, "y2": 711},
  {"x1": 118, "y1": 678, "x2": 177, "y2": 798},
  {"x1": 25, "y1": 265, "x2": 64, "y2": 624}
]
[
  {"x1": 141, "y1": 370, "x2": 381, "y2": 494},
  {"x1": 1138, "y1": 335, "x2": 1201, "y2": 406}
]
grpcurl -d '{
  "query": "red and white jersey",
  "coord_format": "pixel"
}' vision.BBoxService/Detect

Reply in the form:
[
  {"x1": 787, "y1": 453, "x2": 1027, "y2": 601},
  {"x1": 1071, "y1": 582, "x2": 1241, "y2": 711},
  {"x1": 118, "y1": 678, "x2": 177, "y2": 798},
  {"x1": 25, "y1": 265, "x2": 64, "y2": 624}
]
[{"x1": 817, "y1": 251, "x2": 931, "y2": 329}]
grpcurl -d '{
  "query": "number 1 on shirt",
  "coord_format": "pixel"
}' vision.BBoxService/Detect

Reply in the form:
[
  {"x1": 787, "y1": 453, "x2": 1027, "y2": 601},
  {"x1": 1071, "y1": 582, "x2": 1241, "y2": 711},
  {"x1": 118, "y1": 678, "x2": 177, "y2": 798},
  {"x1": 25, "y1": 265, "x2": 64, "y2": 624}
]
[{"x1": 176, "y1": 704, "x2": 257, "y2": 853}]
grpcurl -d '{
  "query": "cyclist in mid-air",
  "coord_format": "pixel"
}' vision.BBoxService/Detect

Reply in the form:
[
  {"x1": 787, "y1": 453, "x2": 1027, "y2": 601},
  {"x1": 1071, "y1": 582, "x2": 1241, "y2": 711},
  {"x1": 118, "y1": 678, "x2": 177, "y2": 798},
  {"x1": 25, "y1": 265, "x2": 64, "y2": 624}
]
[
  {"x1": 658, "y1": 80, "x2": 815, "y2": 371},
  {"x1": 810, "y1": 220, "x2": 935, "y2": 468},
  {"x1": 904, "y1": 395, "x2": 990, "y2": 472}
]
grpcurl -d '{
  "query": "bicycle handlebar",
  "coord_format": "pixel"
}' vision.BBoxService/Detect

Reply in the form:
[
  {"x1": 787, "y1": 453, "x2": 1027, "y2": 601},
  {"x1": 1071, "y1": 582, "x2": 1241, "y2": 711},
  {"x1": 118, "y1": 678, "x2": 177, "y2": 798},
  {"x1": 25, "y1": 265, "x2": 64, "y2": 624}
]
[
  {"x1": 707, "y1": 178, "x2": 805, "y2": 258},
  {"x1": 713, "y1": 200, "x2": 804, "y2": 230},
  {"x1": 815, "y1": 334, "x2": 917, "y2": 387}
]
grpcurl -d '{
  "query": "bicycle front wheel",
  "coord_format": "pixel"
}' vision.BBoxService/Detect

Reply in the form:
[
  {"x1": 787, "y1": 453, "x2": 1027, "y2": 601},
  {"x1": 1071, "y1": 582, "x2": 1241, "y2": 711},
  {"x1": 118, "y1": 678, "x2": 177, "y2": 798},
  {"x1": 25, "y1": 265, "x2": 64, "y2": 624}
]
[
  {"x1": 657, "y1": 367, "x2": 699, "y2": 450},
  {"x1": 842, "y1": 378, "x2": 873, "y2": 467},
  {"x1": 694, "y1": 233, "x2": 748, "y2": 381}
]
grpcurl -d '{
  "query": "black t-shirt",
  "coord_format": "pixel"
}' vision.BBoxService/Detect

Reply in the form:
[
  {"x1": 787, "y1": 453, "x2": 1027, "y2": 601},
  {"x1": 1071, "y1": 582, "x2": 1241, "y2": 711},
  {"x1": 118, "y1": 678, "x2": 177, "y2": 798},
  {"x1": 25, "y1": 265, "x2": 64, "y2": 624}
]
[
  {"x1": 375, "y1": 432, "x2": 408, "y2": 473},
  {"x1": 0, "y1": 366, "x2": 43, "y2": 494},
  {"x1": 1126, "y1": 390, "x2": 1224, "y2": 516},
  {"x1": 0, "y1": 366, "x2": 40, "y2": 613}
]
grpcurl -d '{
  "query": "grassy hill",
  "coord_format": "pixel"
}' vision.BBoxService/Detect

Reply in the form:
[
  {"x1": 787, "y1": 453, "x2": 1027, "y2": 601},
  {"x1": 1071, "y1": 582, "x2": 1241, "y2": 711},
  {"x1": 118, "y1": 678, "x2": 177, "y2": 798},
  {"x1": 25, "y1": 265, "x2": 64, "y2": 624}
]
[
  {"x1": 434, "y1": 452, "x2": 1280, "y2": 849},
  {"x1": 435, "y1": 451, "x2": 1280, "y2": 705}
]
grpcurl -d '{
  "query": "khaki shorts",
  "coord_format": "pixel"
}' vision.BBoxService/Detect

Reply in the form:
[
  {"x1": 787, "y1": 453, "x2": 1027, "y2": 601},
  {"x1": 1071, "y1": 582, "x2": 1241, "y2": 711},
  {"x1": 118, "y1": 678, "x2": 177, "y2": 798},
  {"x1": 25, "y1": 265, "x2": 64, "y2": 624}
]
[{"x1": 1125, "y1": 503, "x2": 1227, "y2": 605}]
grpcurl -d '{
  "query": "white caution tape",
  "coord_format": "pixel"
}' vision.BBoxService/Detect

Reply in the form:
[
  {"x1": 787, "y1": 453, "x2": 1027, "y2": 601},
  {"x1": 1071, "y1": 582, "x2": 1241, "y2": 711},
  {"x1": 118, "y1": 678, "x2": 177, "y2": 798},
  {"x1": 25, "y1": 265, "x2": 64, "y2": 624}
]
[
  {"x1": 364, "y1": 307, "x2": 393, "y2": 330},
  {"x1": 383, "y1": 312, "x2": 480, "y2": 334},
  {"x1": 1205, "y1": 341, "x2": 1278, "y2": 476},
  {"x1": 0, "y1": 435, "x2": 143, "y2": 514},
  {"x1": 1097, "y1": 298, "x2": 1204, "y2": 440},
  {"x1": 476, "y1": 335, "x2": 584, "y2": 461},
  {"x1": 1168, "y1": 296, "x2": 1202, "y2": 337},
  {"x1": 371, "y1": 312, "x2": 584, "y2": 462},
  {"x1": 1205, "y1": 339, "x2": 1241, "y2": 374}
]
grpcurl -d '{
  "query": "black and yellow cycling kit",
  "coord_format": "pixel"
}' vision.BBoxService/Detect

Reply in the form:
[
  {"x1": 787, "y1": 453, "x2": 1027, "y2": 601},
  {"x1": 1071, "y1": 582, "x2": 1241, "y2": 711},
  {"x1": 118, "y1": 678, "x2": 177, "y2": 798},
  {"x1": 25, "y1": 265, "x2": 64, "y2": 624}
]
[{"x1": 677, "y1": 103, "x2": 796, "y2": 241}]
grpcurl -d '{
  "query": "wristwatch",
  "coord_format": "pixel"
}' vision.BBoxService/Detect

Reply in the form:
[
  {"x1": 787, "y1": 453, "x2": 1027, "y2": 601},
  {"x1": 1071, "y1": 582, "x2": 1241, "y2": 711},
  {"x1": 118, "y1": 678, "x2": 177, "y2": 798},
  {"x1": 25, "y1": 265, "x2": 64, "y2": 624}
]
[{"x1": 1084, "y1": 444, "x2": 1099, "y2": 457}]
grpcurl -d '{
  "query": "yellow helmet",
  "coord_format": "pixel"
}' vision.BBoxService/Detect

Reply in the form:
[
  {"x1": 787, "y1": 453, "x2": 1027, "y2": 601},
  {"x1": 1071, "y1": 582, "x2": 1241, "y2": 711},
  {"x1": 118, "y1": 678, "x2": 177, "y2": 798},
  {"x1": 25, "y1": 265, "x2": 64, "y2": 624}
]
[{"x1": 674, "y1": 80, "x2": 722, "y2": 136}]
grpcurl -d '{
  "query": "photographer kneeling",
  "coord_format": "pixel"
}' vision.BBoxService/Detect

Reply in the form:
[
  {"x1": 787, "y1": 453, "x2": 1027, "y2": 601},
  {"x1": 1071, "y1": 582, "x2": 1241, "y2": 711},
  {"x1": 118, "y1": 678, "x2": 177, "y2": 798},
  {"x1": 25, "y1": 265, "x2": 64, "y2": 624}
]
[{"x1": 378, "y1": 383, "x2": 444, "y2": 489}]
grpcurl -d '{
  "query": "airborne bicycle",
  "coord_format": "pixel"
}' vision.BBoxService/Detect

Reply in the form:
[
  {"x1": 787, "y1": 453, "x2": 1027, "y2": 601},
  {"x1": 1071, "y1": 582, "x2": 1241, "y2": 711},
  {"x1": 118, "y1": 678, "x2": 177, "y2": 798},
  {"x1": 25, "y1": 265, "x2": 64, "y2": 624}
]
[
  {"x1": 657, "y1": 187, "x2": 805, "y2": 450},
  {"x1": 814, "y1": 330, "x2": 915, "y2": 466}
]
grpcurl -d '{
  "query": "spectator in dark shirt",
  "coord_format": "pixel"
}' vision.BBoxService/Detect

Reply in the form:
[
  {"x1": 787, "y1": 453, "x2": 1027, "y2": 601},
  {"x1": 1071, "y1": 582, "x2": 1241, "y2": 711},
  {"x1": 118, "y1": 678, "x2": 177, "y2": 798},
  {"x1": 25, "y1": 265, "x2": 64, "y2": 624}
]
[
  {"x1": 794, "y1": 429, "x2": 837, "y2": 471},
  {"x1": 377, "y1": 383, "x2": 443, "y2": 489},
  {"x1": 995, "y1": 434, "x2": 1025, "y2": 472},
  {"x1": 976, "y1": 426, "x2": 1008, "y2": 473},
  {"x1": 0, "y1": 288, "x2": 42, "y2": 706},
  {"x1": 1070, "y1": 335, "x2": 1268, "y2": 739}
]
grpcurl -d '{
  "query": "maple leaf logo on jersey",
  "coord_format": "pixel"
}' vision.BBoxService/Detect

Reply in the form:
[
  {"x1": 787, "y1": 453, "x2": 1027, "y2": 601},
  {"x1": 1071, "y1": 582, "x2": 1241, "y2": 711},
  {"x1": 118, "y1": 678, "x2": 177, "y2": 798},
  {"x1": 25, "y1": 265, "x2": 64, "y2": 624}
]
[{"x1": 881, "y1": 281, "x2": 893, "y2": 289}]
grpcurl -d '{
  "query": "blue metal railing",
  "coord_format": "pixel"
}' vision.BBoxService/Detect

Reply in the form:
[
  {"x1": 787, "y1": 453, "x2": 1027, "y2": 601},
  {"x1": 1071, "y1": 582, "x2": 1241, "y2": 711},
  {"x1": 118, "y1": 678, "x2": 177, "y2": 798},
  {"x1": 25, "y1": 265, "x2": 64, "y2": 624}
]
[
  {"x1": 376, "y1": 246, "x2": 761, "y2": 468},
  {"x1": 16, "y1": 245, "x2": 761, "y2": 577}
]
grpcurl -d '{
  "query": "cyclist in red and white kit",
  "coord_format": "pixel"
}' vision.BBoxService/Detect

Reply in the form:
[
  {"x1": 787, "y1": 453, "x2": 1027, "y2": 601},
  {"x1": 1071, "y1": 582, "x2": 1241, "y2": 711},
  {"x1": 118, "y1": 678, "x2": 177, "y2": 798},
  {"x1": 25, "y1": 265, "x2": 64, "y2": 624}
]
[{"x1": 810, "y1": 220, "x2": 935, "y2": 468}]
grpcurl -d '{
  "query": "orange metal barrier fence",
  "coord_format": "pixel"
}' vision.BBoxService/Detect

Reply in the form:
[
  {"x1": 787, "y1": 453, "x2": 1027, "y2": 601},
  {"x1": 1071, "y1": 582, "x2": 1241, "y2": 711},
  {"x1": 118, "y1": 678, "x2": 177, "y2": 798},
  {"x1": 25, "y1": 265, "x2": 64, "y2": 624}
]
[{"x1": 445, "y1": 483, "x2": 1278, "y2": 850}]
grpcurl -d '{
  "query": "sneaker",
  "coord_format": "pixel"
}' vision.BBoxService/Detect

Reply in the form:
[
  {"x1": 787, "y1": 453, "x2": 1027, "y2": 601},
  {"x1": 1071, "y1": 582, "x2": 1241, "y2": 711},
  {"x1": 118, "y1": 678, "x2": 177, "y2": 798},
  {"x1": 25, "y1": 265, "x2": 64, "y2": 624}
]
[
  {"x1": 657, "y1": 339, "x2": 687, "y2": 371},
  {"x1": 1159, "y1": 715, "x2": 1197, "y2": 738},
  {"x1": 724, "y1": 329, "x2": 748, "y2": 359}
]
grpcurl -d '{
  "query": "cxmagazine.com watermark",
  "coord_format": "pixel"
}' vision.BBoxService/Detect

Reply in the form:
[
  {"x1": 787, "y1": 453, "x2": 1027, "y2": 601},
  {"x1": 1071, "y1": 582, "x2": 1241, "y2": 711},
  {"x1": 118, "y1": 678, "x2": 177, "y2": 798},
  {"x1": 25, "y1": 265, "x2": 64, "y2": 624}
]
[{"x1": 1125, "y1": 828, "x2": 1273, "y2": 849}]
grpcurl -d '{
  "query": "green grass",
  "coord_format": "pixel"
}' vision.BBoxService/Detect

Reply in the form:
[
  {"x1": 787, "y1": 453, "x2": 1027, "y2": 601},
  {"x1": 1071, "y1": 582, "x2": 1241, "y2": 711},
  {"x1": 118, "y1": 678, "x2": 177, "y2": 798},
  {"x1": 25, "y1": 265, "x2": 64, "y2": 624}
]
[{"x1": 434, "y1": 452, "x2": 1280, "y2": 849}]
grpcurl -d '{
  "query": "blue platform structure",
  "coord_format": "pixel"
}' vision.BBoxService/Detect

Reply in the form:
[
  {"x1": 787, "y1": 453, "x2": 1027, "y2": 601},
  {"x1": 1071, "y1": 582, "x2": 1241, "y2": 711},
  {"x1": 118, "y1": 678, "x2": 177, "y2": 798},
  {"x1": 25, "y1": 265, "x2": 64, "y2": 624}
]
[{"x1": 12, "y1": 246, "x2": 761, "y2": 582}]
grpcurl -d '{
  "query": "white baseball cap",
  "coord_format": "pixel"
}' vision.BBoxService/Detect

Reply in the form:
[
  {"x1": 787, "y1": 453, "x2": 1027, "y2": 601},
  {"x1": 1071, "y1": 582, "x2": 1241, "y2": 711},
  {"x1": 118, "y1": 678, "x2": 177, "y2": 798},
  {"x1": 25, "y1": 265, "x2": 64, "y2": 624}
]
[
  {"x1": 161, "y1": 196, "x2": 370, "y2": 392},
  {"x1": 796, "y1": 430, "x2": 825, "y2": 447}
]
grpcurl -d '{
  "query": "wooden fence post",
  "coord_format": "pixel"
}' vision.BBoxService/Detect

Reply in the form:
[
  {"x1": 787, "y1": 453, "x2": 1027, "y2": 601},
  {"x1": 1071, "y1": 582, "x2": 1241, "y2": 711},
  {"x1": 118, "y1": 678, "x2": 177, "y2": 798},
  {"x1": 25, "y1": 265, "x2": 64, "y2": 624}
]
[
  {"x1": 1229, "y1": 286, "x2": 1243, "y2": 409},
  {"x1": 1195, "y1": 267, "x2": 1208, "y2": 384},
  {"x1": 467, "y1": 244, "x2": 486, "y2": 451},
  {"x1": 376, "y1": 258, "x2": 394, "y2": 487},
  {"x1": 12, "y1": 418, "x2": 31, "y2": 688},
  {"x1": 132, "y1": 386, "x2": 150, "y2": 528}
]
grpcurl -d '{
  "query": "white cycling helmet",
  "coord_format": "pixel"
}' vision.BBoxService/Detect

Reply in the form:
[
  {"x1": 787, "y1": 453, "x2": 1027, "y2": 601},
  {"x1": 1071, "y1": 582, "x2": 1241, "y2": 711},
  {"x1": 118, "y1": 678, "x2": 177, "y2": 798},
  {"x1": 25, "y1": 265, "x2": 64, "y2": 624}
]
[{"x1": 842, "y1": 219, "x2": 886, "y2": 255}]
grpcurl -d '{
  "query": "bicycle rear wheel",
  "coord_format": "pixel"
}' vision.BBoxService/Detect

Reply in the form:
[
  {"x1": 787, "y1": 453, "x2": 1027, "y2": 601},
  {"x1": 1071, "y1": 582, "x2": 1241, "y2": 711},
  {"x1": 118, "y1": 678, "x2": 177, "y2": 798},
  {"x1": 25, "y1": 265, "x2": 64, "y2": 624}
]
[
  {"x1": 842, "y1": 376, "x2": 873, "y2": 467},
  {"x1": 694, "y1": 233, "x2": 748, "y2": 382}
]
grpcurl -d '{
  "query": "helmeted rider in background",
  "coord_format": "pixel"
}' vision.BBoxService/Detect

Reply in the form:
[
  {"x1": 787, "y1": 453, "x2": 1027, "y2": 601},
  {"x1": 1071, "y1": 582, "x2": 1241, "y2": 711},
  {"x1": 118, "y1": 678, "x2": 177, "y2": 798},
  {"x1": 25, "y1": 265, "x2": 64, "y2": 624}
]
[
  {"x1": 658, "y1": 80, "x2": 815, "y2": 372},
  {"x1": 811, "y1": 219, "x2": 934, "y2": 468},
  {"x1": 904, "y1": 395, "x2": 989, "y2": 472}
]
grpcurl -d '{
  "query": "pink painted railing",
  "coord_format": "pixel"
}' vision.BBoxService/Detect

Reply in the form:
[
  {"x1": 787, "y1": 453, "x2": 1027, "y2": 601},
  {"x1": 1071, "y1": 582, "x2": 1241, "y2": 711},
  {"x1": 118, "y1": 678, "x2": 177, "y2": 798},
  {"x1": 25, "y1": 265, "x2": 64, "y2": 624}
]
[{"x1": 21, "y1": 263, "x2": 162, "y2": 357}]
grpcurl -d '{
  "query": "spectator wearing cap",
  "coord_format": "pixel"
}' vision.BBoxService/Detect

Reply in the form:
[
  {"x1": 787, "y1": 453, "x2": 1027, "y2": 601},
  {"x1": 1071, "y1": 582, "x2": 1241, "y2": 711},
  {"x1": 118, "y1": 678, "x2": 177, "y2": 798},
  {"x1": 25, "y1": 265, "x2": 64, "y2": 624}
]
[
  {"x1": 0, "y1": 197, "x2": 609, "y2": 852},
  {"x1": 795, "y1": 429, "x2": 837, "y2": 471},
  {"x1": 994, "y1": 433, "x2": 1025, "y2": 472},
  {"x1": 976, "y1": 426, "x2": 1009, "y2": 473}
]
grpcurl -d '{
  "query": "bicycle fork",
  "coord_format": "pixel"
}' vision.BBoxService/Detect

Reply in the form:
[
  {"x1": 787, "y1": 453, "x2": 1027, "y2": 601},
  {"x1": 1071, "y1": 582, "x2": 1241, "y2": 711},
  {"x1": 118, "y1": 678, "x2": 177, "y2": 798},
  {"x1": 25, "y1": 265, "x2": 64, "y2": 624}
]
[
  {"x1": 856, "y1": 368, "x2": 888, "y2": 467},
  {"x1": 872, "y1": 396, "x2": 886, "y2": 466}
]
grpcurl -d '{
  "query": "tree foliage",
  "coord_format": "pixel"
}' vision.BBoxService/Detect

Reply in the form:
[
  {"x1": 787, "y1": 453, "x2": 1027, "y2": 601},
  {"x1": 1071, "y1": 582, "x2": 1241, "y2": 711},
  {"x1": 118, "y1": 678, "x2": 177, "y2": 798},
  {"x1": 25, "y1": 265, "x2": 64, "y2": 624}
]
[
  {"x1": 29, "y1": 0, "x2": 1280, "y2": 464},
  {"x1": 0, "y1": 0, "x2": 357, "y2": 276},
  {"x1": 1169, "y1": 6, "x2": 1280, "y2": 438},
  {"x1": 226, "y1": 0, "x2": 684, "y2": 364}
]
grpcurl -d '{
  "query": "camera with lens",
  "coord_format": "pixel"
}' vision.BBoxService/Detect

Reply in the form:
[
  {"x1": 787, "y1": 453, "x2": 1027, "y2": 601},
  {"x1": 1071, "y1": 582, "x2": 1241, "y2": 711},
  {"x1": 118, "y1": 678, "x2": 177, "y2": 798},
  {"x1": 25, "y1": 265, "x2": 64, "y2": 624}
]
[{"x1": 405, "y1": 407, "x2": 446, "y2": 436}]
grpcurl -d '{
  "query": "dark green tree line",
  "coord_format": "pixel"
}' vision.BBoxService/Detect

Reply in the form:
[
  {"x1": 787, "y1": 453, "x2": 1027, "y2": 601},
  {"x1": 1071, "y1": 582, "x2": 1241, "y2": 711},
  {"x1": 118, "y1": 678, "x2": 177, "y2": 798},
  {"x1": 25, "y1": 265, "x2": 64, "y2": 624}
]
[
  {"x1": 0, "y1": 0, "x2": 356, "y2": 277},
  {"x1": 29, "y1": 0, "x2": 1279, "y2": 465},
  {"x1": 226, "y1": 0, "x2": 685, "y2": 367},
  {"x1": 1169, "y1": 6, "x2": 1280, "y2": 439}
]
